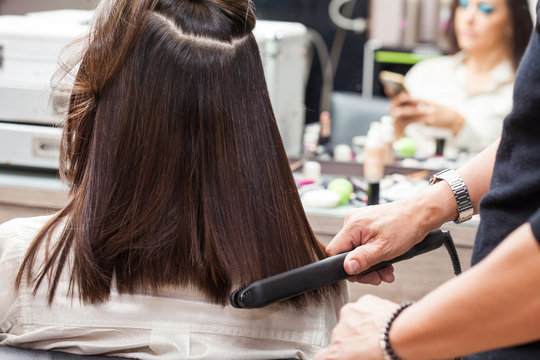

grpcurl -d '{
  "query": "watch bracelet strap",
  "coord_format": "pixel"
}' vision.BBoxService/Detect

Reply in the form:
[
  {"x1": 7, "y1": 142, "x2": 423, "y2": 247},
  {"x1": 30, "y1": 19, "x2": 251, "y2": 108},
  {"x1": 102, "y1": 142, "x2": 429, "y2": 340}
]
[{"x1": 431, "y1": 169, "x2": 473, "y2": 224}]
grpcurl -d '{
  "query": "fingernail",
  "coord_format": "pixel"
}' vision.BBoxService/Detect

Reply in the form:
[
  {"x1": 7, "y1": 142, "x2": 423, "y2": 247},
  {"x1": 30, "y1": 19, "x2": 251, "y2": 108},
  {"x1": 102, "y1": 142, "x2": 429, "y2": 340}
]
[{"x1": 347, "y1": 260, "x2": 360, "y2": 274}]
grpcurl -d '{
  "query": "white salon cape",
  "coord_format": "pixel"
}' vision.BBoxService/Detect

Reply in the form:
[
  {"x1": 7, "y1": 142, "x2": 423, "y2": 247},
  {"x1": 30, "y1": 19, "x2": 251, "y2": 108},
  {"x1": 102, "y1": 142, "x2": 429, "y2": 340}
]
[
  {"x1": 0, "y1": 216, "x2": 348, "y2": 359},
  {"x1": 403, "y1": 52, "x2": 514, "y2": 156}
]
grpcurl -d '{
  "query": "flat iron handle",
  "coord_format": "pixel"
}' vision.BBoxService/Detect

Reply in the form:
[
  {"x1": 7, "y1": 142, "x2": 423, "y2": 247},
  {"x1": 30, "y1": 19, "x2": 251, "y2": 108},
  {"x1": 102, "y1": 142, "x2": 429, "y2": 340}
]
[{"x1": 230, "y1": 229, "x2": 451, "y2": 309}]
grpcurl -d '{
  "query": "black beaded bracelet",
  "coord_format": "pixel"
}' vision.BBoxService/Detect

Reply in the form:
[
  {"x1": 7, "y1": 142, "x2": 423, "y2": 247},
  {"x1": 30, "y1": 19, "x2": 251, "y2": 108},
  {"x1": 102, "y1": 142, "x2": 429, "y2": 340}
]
[{"x1": 380, "y1": 301, "x2": 415, "y2": 360}]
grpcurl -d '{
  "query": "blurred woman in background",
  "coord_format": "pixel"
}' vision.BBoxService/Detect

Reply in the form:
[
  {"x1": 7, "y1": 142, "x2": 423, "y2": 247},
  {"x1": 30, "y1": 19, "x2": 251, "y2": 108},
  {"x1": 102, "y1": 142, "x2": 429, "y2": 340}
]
[{"x1": 390, "y1": 0, "x2": 533, "y2": 156}]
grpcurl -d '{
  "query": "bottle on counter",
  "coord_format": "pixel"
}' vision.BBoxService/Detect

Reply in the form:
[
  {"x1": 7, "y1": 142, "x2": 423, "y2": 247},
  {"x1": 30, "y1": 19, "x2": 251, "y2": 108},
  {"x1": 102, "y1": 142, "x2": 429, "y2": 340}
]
[
  {"x1": 318, "y1": 111, "x2": 331, "y2": 146},
  {"x1": 435, "y1": 137, "x2": 446, "y2": 156},
  {"x1": 302, "y1": 160, "x2": 322, "y2": 184},
  {"x1": 363, "y1": 122, "x2": 385, "y2": 205},
  {"x1": 302, "y1": 124, "x2": 320, "y2": 159},
  {"x1": 380, "y1": 115, "x2": 395, "y2": 165},
  {"x1": 333, "y1": 144, "x2": 353, "y2": 162}
]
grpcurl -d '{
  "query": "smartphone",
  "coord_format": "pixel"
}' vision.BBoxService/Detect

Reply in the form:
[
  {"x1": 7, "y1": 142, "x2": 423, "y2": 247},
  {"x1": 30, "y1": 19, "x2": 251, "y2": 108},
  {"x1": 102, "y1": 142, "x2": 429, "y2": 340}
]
[{"x1": 379, "y1": 70, "x2": 407, "y2": 96}]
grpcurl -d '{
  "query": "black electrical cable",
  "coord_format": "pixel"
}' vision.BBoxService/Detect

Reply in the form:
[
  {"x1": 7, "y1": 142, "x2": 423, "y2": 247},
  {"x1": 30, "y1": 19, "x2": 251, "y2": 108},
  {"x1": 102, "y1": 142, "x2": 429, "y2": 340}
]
[{"x1": 444, "y1": 235, "x2": 462, "y2": 275}]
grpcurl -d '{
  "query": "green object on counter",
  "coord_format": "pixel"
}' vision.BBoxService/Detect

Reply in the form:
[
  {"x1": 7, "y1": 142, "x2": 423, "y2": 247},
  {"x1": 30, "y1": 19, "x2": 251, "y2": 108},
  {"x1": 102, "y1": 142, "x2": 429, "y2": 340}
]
[
  {"x1": 375, "y1": 50, "x2": 441, "y2": 65},
  {"x1": 394, "y1": 137, "x2": 416, "y2": 158},
  {"x1": 327, "y1": 178, "x2": 354, "y2": 206}
]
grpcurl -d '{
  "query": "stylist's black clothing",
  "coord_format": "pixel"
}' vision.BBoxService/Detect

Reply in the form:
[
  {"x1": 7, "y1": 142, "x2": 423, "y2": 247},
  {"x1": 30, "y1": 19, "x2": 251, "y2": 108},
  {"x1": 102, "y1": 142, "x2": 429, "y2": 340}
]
[{"x1": 466, "y1": 5, "x2": 540, "y2": 360}]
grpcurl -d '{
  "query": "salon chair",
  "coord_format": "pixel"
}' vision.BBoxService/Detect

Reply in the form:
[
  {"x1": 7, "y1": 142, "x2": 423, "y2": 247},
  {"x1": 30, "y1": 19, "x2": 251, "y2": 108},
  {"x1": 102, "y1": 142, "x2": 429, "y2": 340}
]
[
  {"x1": 329, "y1": 92, "x2": 390, "y2": 145},
  {"x1": 0, "y1": 345, "x2": 131, "y2": 359}
]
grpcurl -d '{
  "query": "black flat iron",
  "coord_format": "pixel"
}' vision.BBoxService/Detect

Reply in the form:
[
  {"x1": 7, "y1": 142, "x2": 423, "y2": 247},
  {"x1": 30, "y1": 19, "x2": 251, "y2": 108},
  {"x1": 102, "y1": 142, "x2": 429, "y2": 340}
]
[{"x1": 230, "y1": 229, "x2": 460, "y2": 309}]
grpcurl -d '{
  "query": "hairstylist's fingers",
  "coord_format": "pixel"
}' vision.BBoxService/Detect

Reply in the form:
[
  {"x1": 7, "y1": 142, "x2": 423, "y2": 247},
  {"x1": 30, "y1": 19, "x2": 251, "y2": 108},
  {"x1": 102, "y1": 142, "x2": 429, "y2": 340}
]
[
  {"x1": 377, "y1": 264, "x2": 395, "y2": 282},
  {"x1": 343, "y1": 242, "x2": 390, "y2": 276},
  {"x1": 346, "y1": 265, "x2": 394, "y2": 285},
  {"x1": 326, "y1": 216, "x2": 364, "y2": 256},
  {"x1": 348, "y1": 271, "x2": 383, "y2": 285},
  {"x1": 326, "y1": 209, "x2": 363, "y2": 256}
]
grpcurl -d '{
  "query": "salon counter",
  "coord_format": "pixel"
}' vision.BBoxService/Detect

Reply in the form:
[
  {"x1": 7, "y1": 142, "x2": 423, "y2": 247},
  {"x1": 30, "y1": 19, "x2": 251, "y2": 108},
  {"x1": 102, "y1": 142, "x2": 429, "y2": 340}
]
[{"x1": 0, "y1": 167, "x2": 476, "y2": 303}]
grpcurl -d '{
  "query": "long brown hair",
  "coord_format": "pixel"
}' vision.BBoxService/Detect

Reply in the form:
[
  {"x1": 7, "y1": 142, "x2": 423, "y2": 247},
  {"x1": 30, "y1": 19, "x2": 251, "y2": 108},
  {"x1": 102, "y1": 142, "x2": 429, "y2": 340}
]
[
  {"x1": 446, "y1": 0, "x2": 533, "y2": 71},
  {"x1": 16, "y1": 0, "x2": 342, "y2": 308}
]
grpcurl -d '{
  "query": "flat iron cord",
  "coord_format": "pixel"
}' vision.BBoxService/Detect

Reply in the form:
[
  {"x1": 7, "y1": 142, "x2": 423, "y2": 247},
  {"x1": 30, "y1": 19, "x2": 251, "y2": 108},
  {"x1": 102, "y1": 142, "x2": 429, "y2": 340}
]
[{"x1": 444, "y1": 236, "x2": 462, "y2": 275}]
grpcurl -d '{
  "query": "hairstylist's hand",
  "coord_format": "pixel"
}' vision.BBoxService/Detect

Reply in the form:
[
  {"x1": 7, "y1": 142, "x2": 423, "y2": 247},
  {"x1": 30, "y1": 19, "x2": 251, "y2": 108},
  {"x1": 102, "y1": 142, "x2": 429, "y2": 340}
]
[
  {"x1": 315, "y1": 295, "x2": 400, "y2": 360},
  {"x1": 326, "y1": 200, "x2": 432, "y2": 285}
]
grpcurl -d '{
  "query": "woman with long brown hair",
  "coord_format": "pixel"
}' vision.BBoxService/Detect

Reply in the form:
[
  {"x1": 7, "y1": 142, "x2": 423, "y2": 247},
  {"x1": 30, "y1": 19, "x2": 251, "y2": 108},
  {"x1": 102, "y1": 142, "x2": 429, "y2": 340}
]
[{"x1": 0, "y1": 0, "x2": 347, "y2": 358}]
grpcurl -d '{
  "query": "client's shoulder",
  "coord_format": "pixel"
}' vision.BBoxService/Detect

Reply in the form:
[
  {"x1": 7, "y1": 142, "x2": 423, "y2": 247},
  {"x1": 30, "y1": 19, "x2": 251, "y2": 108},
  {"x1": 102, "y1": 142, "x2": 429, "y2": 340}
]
[
  {"x1": 0, "y1": 214, "x2": 54, "y2": 233},
  {"x1": 0, "y1": 215, "x2": 55, "y2": 249}
]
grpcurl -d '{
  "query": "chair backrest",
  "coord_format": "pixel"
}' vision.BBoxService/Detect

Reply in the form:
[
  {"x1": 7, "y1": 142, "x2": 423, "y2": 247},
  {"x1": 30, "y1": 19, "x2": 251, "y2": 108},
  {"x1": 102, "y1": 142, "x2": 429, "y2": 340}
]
[
  {"x1": 329, "y1": 92, "x2": 390, "y2": 146},
  {"x1": 0, "y1": 346, "x2": 131, "y2": 360}
]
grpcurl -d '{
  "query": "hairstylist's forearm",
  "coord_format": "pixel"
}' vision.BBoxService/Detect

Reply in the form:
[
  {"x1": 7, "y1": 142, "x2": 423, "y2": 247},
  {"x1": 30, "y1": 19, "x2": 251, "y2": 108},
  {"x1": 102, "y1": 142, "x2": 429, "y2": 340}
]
[
  {"x1": 456, "y1": 138, "x2": 499, "y2": 213},
  {"x1": 389, "y1": 223, "x2": 540, "y2": 359}
]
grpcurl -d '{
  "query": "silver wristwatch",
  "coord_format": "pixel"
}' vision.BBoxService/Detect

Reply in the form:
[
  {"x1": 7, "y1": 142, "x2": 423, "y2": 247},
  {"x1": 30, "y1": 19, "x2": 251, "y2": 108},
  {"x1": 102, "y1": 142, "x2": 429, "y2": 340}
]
[{"x1": 429, "y1": 168, "x2": 474, "y2": 224}]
